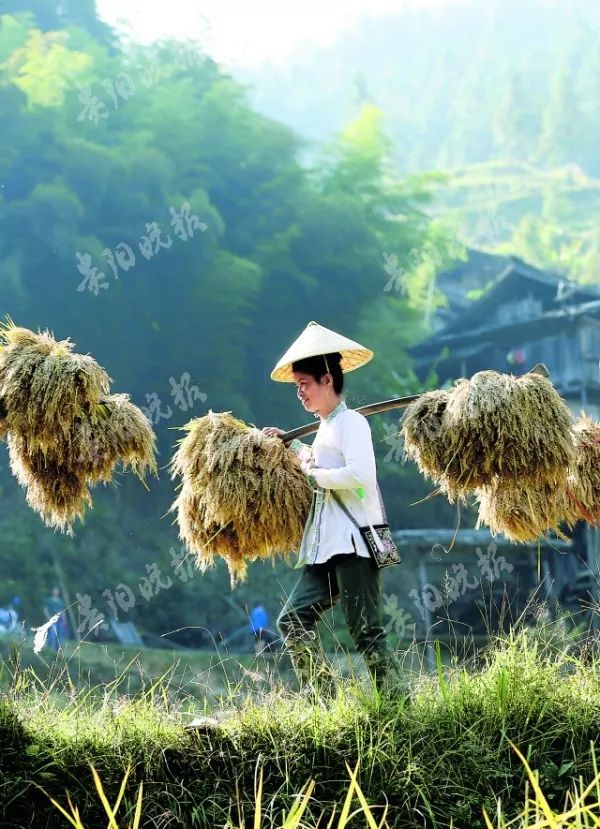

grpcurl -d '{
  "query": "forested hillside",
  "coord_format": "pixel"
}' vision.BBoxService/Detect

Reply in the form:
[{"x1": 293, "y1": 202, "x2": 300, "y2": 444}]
[
  {"x1": 0, "y1": 0, "x2": 596, "y2": 641},
  {"x1": 237, "y1": 0, "x2": 600, "y2": 281}
]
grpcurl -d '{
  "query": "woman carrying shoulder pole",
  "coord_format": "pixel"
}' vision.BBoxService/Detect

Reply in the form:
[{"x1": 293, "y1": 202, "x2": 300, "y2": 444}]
[{"x1": 262, "y1": 321, "x2": 402, "y2": 699}]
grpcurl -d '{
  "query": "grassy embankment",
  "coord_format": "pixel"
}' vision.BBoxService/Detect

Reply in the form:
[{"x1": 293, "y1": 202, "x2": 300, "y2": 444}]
[{"x1": 2, "y1": 612, "x2": 600, "y2": 827}]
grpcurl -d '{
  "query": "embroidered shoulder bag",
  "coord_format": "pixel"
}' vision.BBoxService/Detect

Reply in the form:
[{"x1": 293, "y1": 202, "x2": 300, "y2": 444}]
[{"x1": 330, "y1": 486, "x2": 401, "y2": 569}]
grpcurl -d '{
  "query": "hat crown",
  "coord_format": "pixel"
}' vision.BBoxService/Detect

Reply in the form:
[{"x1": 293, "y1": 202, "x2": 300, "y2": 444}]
[{"x1": 270, "y1": 320, "x2": 373, "y2": 382}]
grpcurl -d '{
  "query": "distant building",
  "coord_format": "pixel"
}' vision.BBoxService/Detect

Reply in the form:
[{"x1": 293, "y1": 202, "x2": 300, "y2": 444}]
[
  {"x1": 411, "y1": 253, "x2": 600, "y2": 417},
  {"x1": 405, "y1": 253, "x2": 600, "y2": 624}
]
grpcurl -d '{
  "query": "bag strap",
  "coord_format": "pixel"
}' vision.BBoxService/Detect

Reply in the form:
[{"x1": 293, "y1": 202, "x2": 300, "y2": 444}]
[
  {"x1": 330, "y1": 483, "x2": 388, "y2": 527},
  {"x1": 330, "y1": 486, "x2": 389, "y2": 554},
  {"x1": 330, "y1": 490, "x2": 361, "y2": 530}
]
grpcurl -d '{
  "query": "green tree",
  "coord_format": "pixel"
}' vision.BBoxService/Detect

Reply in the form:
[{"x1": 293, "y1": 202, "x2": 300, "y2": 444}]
[
  {"x1": 538, "y1": 61, "x2": 587, "y2": 168},
  {"x1": 492, "y1": 68, "x2": 540, "y2": 161}
]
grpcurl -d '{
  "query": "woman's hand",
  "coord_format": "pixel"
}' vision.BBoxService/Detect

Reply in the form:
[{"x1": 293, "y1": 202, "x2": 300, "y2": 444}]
[
  {"x1": 261, "y1": 426, "x2": 285, "y2": 438},
  {"x1": 261, "y1": 425, "x2": 293, "y2": 447},
  {"x1": 300, "y1": 457, "x2": 316, "y2": 475},
  {"x1": 301, "y1": 456, "x2": 318, "y2": 488}
]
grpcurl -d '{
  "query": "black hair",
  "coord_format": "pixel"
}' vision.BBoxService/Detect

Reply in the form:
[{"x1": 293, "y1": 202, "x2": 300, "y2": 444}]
[{"x1": 291, "y1": 351, "x2": 344, "y2": 394}]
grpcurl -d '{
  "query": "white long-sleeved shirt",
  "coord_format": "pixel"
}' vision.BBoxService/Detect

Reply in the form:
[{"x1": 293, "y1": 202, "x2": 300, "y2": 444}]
[{"x1": 290, "y1": 399, "x2": 385, "y2": 568}]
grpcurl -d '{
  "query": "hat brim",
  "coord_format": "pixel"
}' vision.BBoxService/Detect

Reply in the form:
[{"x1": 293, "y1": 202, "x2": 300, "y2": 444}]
[{"x1": 271, "y1": 348, "x2": 373, "y2": 382}]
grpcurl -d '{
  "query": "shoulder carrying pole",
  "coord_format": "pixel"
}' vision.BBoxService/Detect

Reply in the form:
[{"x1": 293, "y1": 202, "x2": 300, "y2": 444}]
[{"x1": 279, "y1": 363, "x2": 550, "y2": 443}]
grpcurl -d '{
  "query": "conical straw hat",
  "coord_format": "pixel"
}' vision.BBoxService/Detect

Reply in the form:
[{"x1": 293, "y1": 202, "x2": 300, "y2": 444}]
[{"x1": 270, "y1": 320, "x2": 374, "y2": 382}]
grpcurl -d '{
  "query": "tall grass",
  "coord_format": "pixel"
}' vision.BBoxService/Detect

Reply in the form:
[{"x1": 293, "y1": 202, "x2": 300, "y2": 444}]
[
  {"x1": 2, "y1": 607, "x2": 600, "y2": 827},
  {"x1": 45, "y1": 747, "x2": 600, "y2": 829},
  {"x1": 49, "y1": 761, "x2": 392, "y2": 828},
  {"x1": 485, "y1": 742, "x2": 600, "y2": 828},
  {"x1": 49, "y1": 764, "x2": 143, "y2": 829}
]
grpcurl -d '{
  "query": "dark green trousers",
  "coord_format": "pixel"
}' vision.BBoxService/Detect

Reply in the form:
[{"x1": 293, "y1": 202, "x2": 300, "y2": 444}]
[{"x1": 276, "y1": 553, "x2": 398, "y2": 693}]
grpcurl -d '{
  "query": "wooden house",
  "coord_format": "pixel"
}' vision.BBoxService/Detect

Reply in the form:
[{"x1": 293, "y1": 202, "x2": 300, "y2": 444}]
[
  {"x1": 411, "y1": 254, "x2": 600, "y2": 416},
  {"x1": 390, "y1": 253, "x2": 600, "y2": 649}
]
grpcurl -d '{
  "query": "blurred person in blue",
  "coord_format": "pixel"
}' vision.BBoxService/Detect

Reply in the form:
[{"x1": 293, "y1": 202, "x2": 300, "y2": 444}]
[
  {"x1": 7, "y1": 596, "x2": 21, "y2": 631},
  {"x1": 0, "y1": 596, "x2": 21, "y2": 633},
  {"x1": 248, "y1": 603, "x2": 279, "y2": 653}
]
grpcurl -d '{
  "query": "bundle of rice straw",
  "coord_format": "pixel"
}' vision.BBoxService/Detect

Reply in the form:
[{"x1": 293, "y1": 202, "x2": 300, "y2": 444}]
[
  {"x1": 0, "y1": 320, "x2": 157, "y2": 533},
  {"x1": 70, "y1": 393, "x2": 158, "y2": 484},
  {"x1": 567, "y1": 413, "x2": 600, "y2": 525},
  {"x1": 402, "y1": 369, "x2": 575, "y2": 502},
  {"x1": 401, "y1": 389, "x2": 456, "y2": 490},
  {"x1": 475, "y1": 481, "x2": 578, "y2": 543},
  {"x1": 8, "y1": 432, "x2": 94, "y2": 532},
  {"x1": 170, "y1": 410, "x2": 313, "y2": 585},
  {"x1": 474, "y1": 412, "x2": 600, "y2": 543}
]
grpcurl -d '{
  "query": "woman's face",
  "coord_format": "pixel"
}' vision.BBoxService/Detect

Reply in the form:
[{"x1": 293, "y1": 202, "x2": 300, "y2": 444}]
[{"x1": 292, "y1": 371, "x2": 332, "y2": 414}]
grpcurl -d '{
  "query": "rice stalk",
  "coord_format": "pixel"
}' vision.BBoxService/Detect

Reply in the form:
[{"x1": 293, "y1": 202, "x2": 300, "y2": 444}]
[
  {"x1": 475, "y1": 479, "x2": 578, "y2": 543},
  {"x1": 403, "y1": 370, "x2": 575, "y2": 503},
  {"x1": 170, "y1": 411, "x2": 313, "y2": 585},
  {"x1": 0, "y1": 321, "x2": 156, "y2": 531},
  {"x1": 568, "y1": 412, "x2": 600, "y2": 524}
]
